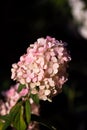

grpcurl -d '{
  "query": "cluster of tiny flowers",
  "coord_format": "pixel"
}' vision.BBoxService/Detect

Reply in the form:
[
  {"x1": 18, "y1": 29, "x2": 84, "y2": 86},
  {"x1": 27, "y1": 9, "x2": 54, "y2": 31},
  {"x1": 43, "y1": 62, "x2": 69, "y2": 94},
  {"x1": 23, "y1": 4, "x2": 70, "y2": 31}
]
[
  {"x1": 11, "y1": 36, "x2": 71, "y2": 101},
  {"x1": 0, "y1": 84, "x2": 20, "y2": 115},
  {"x1": 0, "y1": 84, "x2": 40, "y2": 130}
]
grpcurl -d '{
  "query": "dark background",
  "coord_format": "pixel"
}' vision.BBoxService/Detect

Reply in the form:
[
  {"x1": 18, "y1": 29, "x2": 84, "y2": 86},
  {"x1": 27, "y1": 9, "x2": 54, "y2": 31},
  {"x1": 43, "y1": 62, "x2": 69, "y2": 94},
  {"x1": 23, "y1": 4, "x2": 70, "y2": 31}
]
[{"x1": 0, "y1": 0, "x2": 87, "y2": 130}]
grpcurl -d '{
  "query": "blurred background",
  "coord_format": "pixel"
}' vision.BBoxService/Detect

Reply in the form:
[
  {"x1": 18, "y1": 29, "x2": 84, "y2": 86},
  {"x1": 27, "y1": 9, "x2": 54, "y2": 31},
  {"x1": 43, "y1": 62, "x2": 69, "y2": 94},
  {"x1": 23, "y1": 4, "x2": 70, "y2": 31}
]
[{"x1": 0, "y1": 0, "x2": 87, "y2": 130}]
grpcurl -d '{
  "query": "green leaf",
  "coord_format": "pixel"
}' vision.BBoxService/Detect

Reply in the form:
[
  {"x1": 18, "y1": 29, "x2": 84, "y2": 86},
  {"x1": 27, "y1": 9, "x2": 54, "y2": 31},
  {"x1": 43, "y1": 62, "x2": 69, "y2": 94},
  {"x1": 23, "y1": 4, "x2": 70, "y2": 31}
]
[
  {"x1": 0, "y1": 114, "x2": 12, "y2": 130},
  {"x1": 0, "y1": 120, "x2": 4, "y2": 130},
  {"x1": 25, "y1": 99, "x2": 31, "y2": 124},
  {"x1": 0, "y1": 115, "x2": 9, "y2": 122},
  {"x1": 31, "y1": 114, "x2": 56, "y2": 130},
  {"x1": 1, "y1": 115, "x2": 11, "y2": 130},
  {"x1": 13, "y1": 105, "x2": 26, "y2": 130},
  {"x1": 10, "y1": 101, "x2": 22, "y2": 118},
  {"x1": 30, "y1": 94, "x2": 39, "y2": 104},
  {"x1": 0, "y1": 101, "x2": 22, "y2": 130},
  {"x1": 17, "y1": 84, "x2": 26, "y2": 93}
]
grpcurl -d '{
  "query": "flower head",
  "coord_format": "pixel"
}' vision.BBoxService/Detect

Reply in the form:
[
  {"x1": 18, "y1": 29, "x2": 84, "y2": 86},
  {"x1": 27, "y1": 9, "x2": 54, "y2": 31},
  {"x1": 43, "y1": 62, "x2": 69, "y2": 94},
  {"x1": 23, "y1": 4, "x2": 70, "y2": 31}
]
[{"x1": 11, "y1": 36, "x2": 71, "y2": 101}]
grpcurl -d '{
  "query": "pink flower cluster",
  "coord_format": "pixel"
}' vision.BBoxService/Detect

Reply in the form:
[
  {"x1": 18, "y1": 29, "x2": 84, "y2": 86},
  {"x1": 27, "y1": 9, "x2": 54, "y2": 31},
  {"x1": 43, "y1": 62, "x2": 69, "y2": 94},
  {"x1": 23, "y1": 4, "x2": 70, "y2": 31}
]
[
  {"x1": 11, "y1": 36, "x2": 71, "y2": 101},
  {"x1": 0, "y1": 84, "x2": 29, "y2": 115}
]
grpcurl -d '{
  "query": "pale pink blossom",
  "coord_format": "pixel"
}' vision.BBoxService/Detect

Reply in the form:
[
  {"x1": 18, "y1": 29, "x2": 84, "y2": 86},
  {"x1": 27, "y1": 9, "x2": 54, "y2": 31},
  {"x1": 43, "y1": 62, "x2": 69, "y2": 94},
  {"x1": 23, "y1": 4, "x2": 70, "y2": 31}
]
[{"x1": 11, "y1": 36, "x2": 71, "y2": 101}]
